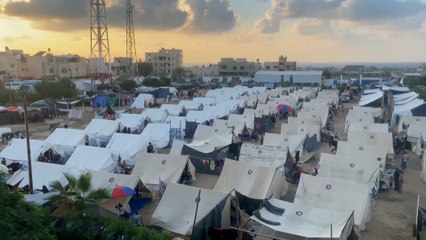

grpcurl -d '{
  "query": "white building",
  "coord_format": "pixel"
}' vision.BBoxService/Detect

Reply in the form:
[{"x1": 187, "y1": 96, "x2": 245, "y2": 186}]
[
  {"x1": 218, "y1": 58, "x2": 262, "y2": 76},
  {"x1": 417, "y1": 63, "x2": 426, "y2": 76},
  {"x1": 145, "y1": 48, "x2": 183, "y2": 77},
  {"x1": 189, "y1": 64, "x2": 219, "y2": 77},
  {"x1": 254, "y1": 71, "x2": 322, "y2": 86},
  {"x1": 263, "y1": 55, "x2": 297, "y2": 71}
]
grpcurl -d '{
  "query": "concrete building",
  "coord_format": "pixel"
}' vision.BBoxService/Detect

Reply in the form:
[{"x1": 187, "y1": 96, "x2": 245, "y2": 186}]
[
  {"x1": 218, "y1": 58, "x2": 262, "y2": 76},
  {"x1": 254, "y1": 71, "x2": 322, "y2": 87},
  {"x1": 189, "y1": 64, "x2": 219, "y2": 77},
  {"x1": 111, "y1": 57, "x2": 133, "y2": 76},
  {"x1": 145, "y1": 48, "x2": 183, "y2": 77},
  {"x1": 417, "y1": 63, "x2": 426, "y2": 75},
  {"x1": 0, "y1": 48, "x2": 89, "y2": 81},
  {"x1": 263, "y1": 55, "x2": 297, "y2": 71}
]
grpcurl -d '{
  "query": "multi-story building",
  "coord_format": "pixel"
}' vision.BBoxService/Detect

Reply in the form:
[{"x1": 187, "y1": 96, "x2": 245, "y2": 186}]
[
  {"x1": 145, "y1": 48, "x2": 183, "y2": 77},
  {"x1": 417, "y1": 63, "x2": 426, "y2": 75},
  {"x1": 0, "y1": 48, "x2": 89, "y2": 81},
  {"x1": 189, "y1": 64, "x2": 219, "y2": 77},
  {"x1": 111, "y1": 57, "x2": 133, "y2": 76},
  {"x1": 218, "y1": 58, "x2": 262, "y2": 76},
  {"x1": 263, "y1": 55, "x2": 297, "y2": 71}
]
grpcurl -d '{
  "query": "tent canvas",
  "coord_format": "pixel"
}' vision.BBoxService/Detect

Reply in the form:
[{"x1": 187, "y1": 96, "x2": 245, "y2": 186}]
[
  {"x1": 347, "y1": 131, "x2": 394, "y2": 155},
  {"x1": 318, "y1": 153, "x2": 380, "y2": 191},
  {"x1": 184, "y1": 125, "x2": 233, "y2": 154},
  {"x1": 170, "y1": 139, "x2": 185, "y2": 155},
  {"x1": 213, "y1": 118, "x2": 245, "y2": 135},
  {"x1": 150, "y1": 183, "x2": 230, "y2": 236},
  {"x1": 105, "y1": 133, "x2": 150, "y2": 165},
  {"x1": 64, "y1": 145, "x2": 115, "y2": 174},
  {"x1": 238, "y1": 143, "x2": 287, "y2": 169},
  {"x1": 131, "y1": 94, "x2": 153, "y2": 109},
  {"x1": 178, "y1": 100, "x2": 201, "y2": 110},
  {"x1": 140, "y1": 123, "x2": 170, "y2": 149},
  {"x1": 0, "y1": 138, "x2": 44, "y2": 166},
  {"x1": 0, "y1": 127, "x2": 12, "y2": 136},
  {"x1": 263, "y1": 133, "x2": 305, "y2": 156},
  {"x1": 229, "y1": 113, "x2": 254, "y2": 130},
  {"x1": 116, "y1": 113, "x2": 146, "y2": 132},
  {"x1": 421, "y1": 153, "x2": 426, "y2": 182},
  {"x1": 345, "y1": 111, "x2": 375, "y2": 133},
  {"x1": 84, "y1": 119, "x2": 119, "y2": 146},
  {"x1": 160, "y1": 104, "x2": 183, "y2": 116},
  {"x1": 131, "y1": 153, "x2": 195, "y2": 193},
  {"x1": 44, "y1": 128, "x2": 85, "y2": 158},
  {"x1": 336, "y1": 141, "x2": 388, "y2": 170},
  {"x1": 192, "y1": 97, "x2": 216, "y2": 106},
  {"x1": 7, "y1": 161, "x2": 68, "y2": 190},
  {"x1": 87, "y1": 170, "x2": 140, "y2": 214},
  {"x1": 141, "y1": 108, "x2": 168, "y2": 123},
  {"x1": 282, "y1": 118, "x2": 321, "y2": 141},
  {"x1": 167, "y1": 116, "x2": 186, "y2": 130},
  {"x1": 347, "y1": 123, "x2": 389, "y2": 134},
  {"x1": 294, "y1": 174, "x2": 371, "y2": 231},
  {"x1": 251, "y1": 198, "x2": 354, "y2": 239},
  {"x1": 407, "y1": 122, "x2": 426, "y2": 143},
  {"x1": 213, "y1": 160, "x2": 286, "y2": 200}
]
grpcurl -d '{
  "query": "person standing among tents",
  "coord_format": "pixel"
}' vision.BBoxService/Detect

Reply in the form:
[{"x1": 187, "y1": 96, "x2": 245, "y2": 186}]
[
  {"x1": 147, "y1": 142, "x2": 154, "y2": 153},
  {"x1": 398, "y1": 170, "x2": 404, "y2": 194},
  {"x1": 393, "y1": 168, "x2": 400, "y2": 192},
  {"x1": 401, "y1": 151, "x2": 409, "y2": 172},
  {"x1": 64, "y1": 118, "x2": 69, "y2": 129}
]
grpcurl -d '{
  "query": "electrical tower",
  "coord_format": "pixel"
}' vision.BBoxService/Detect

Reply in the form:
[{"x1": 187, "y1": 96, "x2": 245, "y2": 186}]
[
  {"x1": 126, "y1": 0, "x2": 138, "y2": 76},
  {"x1": 90, "y1": 0, "x2": 112, "y2": 86}
]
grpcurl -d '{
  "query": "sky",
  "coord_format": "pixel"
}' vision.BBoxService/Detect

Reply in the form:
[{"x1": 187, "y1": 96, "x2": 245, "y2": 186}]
[{"x1": 1, "y1": 0, "x2": 426, "y2": 66}]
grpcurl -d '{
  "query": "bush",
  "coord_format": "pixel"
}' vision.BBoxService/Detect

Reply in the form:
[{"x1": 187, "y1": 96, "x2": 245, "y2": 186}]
[{"x1": 143, "y1": 78, "x2": 171, "y2": 87}]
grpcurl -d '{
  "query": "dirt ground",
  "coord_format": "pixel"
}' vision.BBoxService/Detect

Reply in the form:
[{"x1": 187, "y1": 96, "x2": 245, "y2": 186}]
[{"x1": 1, "y1": 92, "x2": 425, "y2": 239}]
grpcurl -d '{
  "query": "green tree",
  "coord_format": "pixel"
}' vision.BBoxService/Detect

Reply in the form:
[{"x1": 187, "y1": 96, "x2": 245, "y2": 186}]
[
  {"x1": 322, "y1": 69, "x2": 332, "y2": 79},
  {"x1": 34, "y1": 79, "x2": 78, "y2": 100},
  {"x1": 143, "y1": 78, "x2": 171, "y2": 87},
  {"x1": 137, "y1": 62, "x2": 153, "y2": 77},
  {"x1": 171, "y1": 67, "x2": 186, "y2": 80},
  {"x1": 49, "y1": 172, "x2": 108, "y2": 215},
  {"x1": 118, "y1": 80, "x2": 137, "y2": 92},
  {"x1": 0, "y1": 174, "x2": 55, "y2": 240}
]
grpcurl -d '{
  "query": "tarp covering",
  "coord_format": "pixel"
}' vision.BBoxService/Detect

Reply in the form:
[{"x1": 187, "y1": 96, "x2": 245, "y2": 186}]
[
  {"x1": 185, "y1": 125, "x2": 232, "y2": 154},
  {"x1": 251, "y1": 198, "x2": 354, "y2": 239},
  {"x1": 294, "y1": 174, "x2": 371, "y2": 231},
  {"x1": 213, "y1": 160, "x2": 286, "y2": 200},
  {"x1": 44, "y1": 128, "x2": 85, "y2": 158},
  {"x1": 131, "y1": 153, "x2": 195, "y2": 192},
  {"x1": 105, "y1": 133, "x2": 150, "y2": 165},
  {"x1": 359, "y1": 92, "x2": 383, "y2": 107},
  {"x1": 88, "y1": 170, "x2": 140, "y2": 214},
  {"x1": 64, "y1": 145, "x2": 115, "y2": 174},
  {"x1": 150, "y1": 183, "x2": 230, "y2": 236},
  {"x1": 7, "y1": 161, "x2": 68, "y2": 189},
  {"x1": 0, "y1": 138, "x2": 44, "y2": 166},
  {"x1": 116, "y1": 113, "x2": 146, "y2": 132},
  {"x1": 238, "y1": 143, "x2": 287, "y2": 169},
  {"x1": 159, "y1": 104, "x2": 183, "y2": 116},
  {"x1": 263, "y1": 133, "x2": 305, "y2": 156},
  {"x1": 84, "y1": 119, "x2": 119, "y2": 146},
  {"x1": 139, "y1": 123, "x2": 170, "y2": 149}
]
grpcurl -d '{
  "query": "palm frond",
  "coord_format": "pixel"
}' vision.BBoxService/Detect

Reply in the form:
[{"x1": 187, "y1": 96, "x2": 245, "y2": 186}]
[
  {"x1": 63, "y1": 173, "x2": 77, "y2": 189},
  {"x1": 50, "y1": 180, "x2": 65, "y2": 192},
  {"x1": 77, "y1": 172, "x2": 92, "y2": 194},
  {"x1": 86, "y1": 188, "x2": 109, "y2": 202}
]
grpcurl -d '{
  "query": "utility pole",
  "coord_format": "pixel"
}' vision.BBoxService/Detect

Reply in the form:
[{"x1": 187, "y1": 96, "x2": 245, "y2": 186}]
[
  {"x1": 22, "y1": 93, "x2": 33, "y2": 192},
  {"x1": 126, "y1": 0, "x2": 138, "y2": 77}
]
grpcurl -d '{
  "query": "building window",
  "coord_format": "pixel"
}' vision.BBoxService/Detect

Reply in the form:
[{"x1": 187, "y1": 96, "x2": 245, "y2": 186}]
[
  {"x1": 240, "y1": 66, "x2": 245, "y2": 70},
  {"x1": 233, "y1": 66, "x2": 237, "y2": 70},
  {"x1": 10, "y1": 64, "x2": 14, "y2": 68},
  {"x1": 221, "y1": 65, "x2": 227, "y2": 69}
]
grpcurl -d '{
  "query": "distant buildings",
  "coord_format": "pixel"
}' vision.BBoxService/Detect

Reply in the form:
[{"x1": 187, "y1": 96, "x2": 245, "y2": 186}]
[
  {"x1": 0, "y1": 48, "x2": 89, "y2": 81},
  {"x1": 263, "y1": 55, "x2": 297, "y2": 71},
  {"x1": 218, "y1": 58, "x2": 262, "y2": 77},
  {"x1": 254, "y1": 71, "x2": 322, "y2": 87},
  {"x1": 145, "y1": 48, "x2": 183, "y2": 77},
  {"x1": 417, "y1": 63, "x2": 426, "y2": 76},
  {"x1": 111, "y1": 57, "x2": 133, "y2": 76},
  {"x1": 189, "y1": 64, "x2": 219, "y2": 77}
]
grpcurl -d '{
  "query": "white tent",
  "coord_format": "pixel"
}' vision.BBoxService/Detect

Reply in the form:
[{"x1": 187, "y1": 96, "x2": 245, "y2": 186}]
[
  {"x1": 347, "y1": 123, "x2": 389, "y2": 134},
  {"x1": 239, "y1": 143, "x2": 287, "y2": 169},
  {"x1": 150, "y1": 183, "x2": 230, "y2": 236},
  {"x1": 397, "y1": 116, "x2": 426, "y2": 132},
  {"x1": 105, "y1": 133, "x2": 150, "y2": 165},
  {"x1": 213, "y1": 160, "x2": 286, "y2": 199},
  {"x1": 7, "y1": 161, "x2": 68, "y2": 189},
  {"x1": 131, "y1": 93, "x2": 153, "y2": 109},
  {"x1": 297, "y1": 107, "x2": 328, "y2": 127},
  {"x1": 336, "y1": 141, "x2": 388, "y2": 170},
  {"x1": 407, "y1": 122, "x2": 426, "y2": 143},
  {"x1": 0, "y1": 138, "x2": 44, "y2": 166},
  {"x1": 170, "y1": 139, "x2": 185, "y2": 155},
  {"x1": 84, "y1": 119, "x2": 119, "y2": 146},
  {"x1": 263, "y1": 133, "x2": 305, "y2": 156},
  {"x1": 203, "y1": 105, "x2": 232, "y2": 119},
  {"x1": 347, "y1": 131, "x2": 394, "y2": 155},
  {"x1": 88, "y1": 170, "x2": 140, "y2": 214},
  {"x1": 186, "y1": 110, "x2": 212, "y2": 124},
  {"x1": 318, "y1": 153, "x2": 380, "y2": 191},
  {"x1": 0, "y1": 127, "x2": 12, "y2": 136},
  {"x1": 140, "y1": 123, "x2": 170, "y2": 149},
  {"x1": 294, "y1": 174, "x2": 371, "y2": 231},
  {"x1": 131, "y1": 153, "x2": 195, "y2": 193},
  {"x1": 351, "y1": 106, "x2": 382, "y2": 118},
  {"x1": 228, "y1": 113, "x2": 254, "y2": 130},
  {"x1": 141, "y1": 108, "x2": 168, "y2": 123},
  {"x1": 192, "y1": 97, "x2": 216, "y2": 106},
  {"x1": 251, "y1": 198, "x2": 354, "y2": 239},
  {"x1": 345, "y1": 110, "x2": 375, "y2": 133},
  {"x1": 213, "y1": 118, "x2": 245, "y2": 135},
  {"x1": 359, "y1": 91, "x2": 383, "y2": 107},
  {"x1": 116, "y1": 113, "x2": 146, "y2": 132},
  {"x1": 44, "y1": 128, "x2": 85, "y2": 158},
  {"x1": 167, "y1": 116, "x2": 186, "y2": 130},
  {"x1": 64, "y1": 145, "x2": 115, "y2": 174},
  {"x1": 178, "y1": 100, "x2": 201, "y2": 110},
  {"x1": 185, "y1": 125, "x2": 232, "y2": 154},
  {"x1": 282, "y1": 118, "x2": 321, "y2": 141},
  {"x1": 159, "y1": 104, "x2": 183, "y2": 116}
]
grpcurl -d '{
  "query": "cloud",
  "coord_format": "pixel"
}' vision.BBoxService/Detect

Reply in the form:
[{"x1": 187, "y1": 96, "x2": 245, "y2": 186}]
[
  {"x1": 1, "y1": 0, "x2": 237, "y2": 33},
  {"x1": 0, "y1": 34, "x2": 32, "y2": 43},
  {"x1": 254, "y1": 0, "x2": 426, "y2": 33},
  {"x1": 292, "y1": 18, "x2": 335, "y2": 36},
  {"x1": 184, "y1": 0, "x2": 238, "y2": 33}
]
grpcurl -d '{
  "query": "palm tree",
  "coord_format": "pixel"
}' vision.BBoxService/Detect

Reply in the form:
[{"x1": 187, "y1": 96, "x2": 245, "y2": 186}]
[{"x1": 49, "y1": 172, "x2": 108, "y2": 214}]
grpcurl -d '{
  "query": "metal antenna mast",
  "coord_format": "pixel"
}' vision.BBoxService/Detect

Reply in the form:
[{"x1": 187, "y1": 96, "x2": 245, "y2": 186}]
[
  {"x1": 90, "y1": 0, "x2": 112, "y2": 86},
  {"x1": 126, "y1": 0, "x2": 138, "y2": 76}
]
